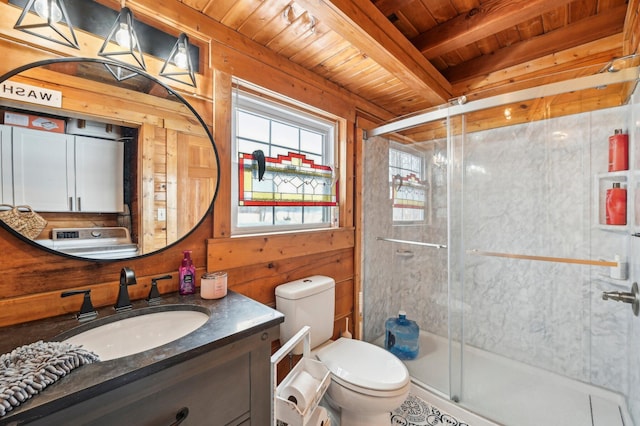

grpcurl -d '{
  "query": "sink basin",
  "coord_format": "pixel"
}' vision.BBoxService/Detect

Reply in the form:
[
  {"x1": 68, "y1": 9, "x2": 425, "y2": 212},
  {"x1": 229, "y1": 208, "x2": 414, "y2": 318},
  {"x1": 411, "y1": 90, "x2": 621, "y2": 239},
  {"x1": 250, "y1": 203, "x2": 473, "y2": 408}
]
[{"x1": 59, "y1": 306, "x2": 209, "y2": 361}]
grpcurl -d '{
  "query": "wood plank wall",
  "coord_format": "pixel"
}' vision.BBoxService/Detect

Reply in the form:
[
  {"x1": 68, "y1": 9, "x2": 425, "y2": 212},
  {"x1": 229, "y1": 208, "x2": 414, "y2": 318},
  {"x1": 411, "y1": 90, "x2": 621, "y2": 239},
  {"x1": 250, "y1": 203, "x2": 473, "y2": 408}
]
[{"x1": 0, "y1": 0, "x2": 383, "y2": 346}]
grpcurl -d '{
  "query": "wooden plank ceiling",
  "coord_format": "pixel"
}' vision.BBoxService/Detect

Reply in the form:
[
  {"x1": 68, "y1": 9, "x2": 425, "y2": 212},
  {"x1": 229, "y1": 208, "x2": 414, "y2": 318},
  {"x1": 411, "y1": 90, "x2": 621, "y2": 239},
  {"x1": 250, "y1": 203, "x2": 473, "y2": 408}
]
[{"x1": 181, "y1": 0, "x2": 639, "y2": 121}]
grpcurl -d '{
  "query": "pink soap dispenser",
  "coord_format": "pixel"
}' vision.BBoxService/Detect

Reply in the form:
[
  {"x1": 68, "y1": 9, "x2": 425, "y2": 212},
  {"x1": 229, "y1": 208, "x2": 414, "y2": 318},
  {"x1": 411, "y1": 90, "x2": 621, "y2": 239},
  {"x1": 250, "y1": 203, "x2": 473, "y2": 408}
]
[{"x1": 179, "y1": 250, "x2": 196, "y2": 295}]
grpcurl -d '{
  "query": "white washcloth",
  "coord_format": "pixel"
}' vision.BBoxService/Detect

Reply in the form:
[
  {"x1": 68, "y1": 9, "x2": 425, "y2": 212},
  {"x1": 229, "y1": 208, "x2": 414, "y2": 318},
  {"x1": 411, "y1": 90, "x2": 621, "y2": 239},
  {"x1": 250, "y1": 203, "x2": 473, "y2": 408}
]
[{"x1": 0, "y1": 340, "x2": 99, "y2": 416}]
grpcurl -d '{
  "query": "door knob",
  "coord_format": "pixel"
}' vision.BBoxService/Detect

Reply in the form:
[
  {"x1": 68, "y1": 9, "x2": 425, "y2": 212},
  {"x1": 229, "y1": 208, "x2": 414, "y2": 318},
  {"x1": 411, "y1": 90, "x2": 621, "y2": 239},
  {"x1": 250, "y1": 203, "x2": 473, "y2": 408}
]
[{"x1": 602, "y1": 282, "x2": 639, "y2": 316}]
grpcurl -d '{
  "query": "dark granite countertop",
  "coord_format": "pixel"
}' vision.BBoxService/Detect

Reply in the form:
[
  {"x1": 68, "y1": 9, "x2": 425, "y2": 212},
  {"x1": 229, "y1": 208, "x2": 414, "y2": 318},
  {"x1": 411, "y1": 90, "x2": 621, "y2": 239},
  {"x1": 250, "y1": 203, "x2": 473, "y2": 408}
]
[{"x1": 0, "y1": 291, "x2": 284, "y2": 425}]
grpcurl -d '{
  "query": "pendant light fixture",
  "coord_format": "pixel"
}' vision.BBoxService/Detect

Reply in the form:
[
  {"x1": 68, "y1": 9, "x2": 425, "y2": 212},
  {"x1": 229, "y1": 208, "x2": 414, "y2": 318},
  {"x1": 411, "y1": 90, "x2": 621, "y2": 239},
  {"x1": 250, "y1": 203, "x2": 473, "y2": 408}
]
[
  {"x1": 160, "y1": 33, "x2": 197, "y2": 88},
  {"x1": 14, "y1": 0, "x2": 79, "y2": 49},
  {"x1": 97, "y1": 2, "x2": 146, "y2": 81}
]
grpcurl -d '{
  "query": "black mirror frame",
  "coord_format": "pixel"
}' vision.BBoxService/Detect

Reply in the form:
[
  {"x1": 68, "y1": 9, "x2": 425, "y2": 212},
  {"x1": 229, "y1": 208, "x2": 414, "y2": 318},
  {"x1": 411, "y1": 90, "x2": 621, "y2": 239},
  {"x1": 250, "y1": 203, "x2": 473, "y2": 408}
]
[{"x1": 0, "y1": 57, "x2": 220, "y2": 262}]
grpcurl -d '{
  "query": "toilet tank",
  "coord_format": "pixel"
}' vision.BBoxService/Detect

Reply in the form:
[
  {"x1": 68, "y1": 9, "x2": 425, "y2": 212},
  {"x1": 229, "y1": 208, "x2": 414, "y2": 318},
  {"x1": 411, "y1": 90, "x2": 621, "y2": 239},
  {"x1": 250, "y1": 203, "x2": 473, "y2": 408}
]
[{"x1": 275, "y1": 275, "x2": 335, "y2": 351}]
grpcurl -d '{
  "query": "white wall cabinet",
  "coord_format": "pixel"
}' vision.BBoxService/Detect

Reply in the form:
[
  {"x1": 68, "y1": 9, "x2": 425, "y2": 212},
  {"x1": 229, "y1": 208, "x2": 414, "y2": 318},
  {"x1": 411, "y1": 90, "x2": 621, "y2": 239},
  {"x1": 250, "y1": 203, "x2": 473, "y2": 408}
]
[
  {"x1": 5, "y1": 125, "x2": 123, "y2": 212},
  {"x1": 74, "y1": 135, "x2": 124, "y2": 213},
  {"x1": 0, "y1": 125, "x2": 12, "y2": 204}
]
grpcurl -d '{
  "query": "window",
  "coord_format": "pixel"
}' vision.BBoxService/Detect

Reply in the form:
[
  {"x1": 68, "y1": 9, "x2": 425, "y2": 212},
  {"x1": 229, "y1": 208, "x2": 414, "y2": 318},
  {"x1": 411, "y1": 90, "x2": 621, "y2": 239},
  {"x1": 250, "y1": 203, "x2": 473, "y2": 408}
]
[
  {"x1": 389, "y1": 146, "x2": 426, "y2": 223},
  {"x1": 232, "y1": 84, "x2": 338, "y2": 234}
]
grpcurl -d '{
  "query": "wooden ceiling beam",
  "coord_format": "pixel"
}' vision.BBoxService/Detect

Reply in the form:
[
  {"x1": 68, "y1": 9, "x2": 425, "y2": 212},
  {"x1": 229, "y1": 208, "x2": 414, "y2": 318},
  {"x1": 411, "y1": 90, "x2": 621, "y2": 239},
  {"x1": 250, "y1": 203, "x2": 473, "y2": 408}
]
[
  {"x1": 444, "y1": 5, "x2": 627, "y2": 85},
  {"x1": 373, "y1": 0, "x2": 416, "y2": 18},
  {"x1": 294, "y1": 0, "x2": 452, "y2": 105},
  {"x1": 623, "y1": 0, "x2": 640, "y2": 55},
  {"x1": 453, "y1": 44, "x2": 622, "y2": 99},
  {"x1": 412, "y1": 0, "x2": 576, "y2": 58}
]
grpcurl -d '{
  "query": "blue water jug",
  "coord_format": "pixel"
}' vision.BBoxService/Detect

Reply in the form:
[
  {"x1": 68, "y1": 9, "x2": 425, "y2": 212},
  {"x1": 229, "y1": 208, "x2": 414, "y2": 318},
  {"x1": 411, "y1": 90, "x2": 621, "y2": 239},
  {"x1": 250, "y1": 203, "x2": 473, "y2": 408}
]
[{"x1": 384, "y1": 310, "x2": 419, "y2": 360}]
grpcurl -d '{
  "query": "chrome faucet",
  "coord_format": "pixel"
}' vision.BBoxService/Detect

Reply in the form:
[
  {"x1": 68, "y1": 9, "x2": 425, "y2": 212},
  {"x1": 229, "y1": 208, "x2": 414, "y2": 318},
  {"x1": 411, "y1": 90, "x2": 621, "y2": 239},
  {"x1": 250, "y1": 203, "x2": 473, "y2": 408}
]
[{"x1": 114, "y1": 267, "x2": 137, "y2": 312}]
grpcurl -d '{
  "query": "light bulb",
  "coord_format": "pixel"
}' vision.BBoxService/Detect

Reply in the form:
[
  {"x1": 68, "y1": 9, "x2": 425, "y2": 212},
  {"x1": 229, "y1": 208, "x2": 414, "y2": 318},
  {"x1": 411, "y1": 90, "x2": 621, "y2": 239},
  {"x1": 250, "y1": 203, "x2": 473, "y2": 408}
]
[
  {"x1": 34, "y1": 0, "x2": 62, "y2": 23},
  {"x1": 115, "y1": 23, "x2": 135, "y2": 49},
  {"x1": 173, "y1": 45, "x2": 188, "y2": 69}
]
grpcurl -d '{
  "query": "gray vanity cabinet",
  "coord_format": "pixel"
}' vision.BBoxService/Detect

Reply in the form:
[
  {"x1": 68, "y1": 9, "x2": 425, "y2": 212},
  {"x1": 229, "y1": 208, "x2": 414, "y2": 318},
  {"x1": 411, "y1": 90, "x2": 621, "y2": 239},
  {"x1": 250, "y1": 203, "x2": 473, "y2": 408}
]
[{"x1": 28, "y1": 326, "x2": 277, "y2": 426}]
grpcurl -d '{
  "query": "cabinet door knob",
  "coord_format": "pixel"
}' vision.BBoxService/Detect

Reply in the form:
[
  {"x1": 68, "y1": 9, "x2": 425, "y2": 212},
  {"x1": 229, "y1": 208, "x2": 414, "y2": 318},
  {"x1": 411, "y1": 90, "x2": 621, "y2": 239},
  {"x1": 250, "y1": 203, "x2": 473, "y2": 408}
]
[{"x1": 169, "y1": 407, "x2": 189, "y2": 426}]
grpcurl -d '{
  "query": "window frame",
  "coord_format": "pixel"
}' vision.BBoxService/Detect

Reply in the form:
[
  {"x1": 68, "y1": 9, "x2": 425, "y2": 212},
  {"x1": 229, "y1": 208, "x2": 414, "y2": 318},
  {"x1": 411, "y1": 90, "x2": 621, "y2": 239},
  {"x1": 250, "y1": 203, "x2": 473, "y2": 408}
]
[{"x1": 231, "y1": 83, "x2": 339, "y2": 235}]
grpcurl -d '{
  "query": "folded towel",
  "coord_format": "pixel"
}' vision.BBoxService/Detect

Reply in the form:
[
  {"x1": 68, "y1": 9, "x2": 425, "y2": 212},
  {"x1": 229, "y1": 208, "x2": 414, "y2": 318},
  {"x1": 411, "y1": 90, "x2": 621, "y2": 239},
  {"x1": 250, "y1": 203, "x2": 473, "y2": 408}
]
[{"x1": 0, "y1": 341, "x2": 99, "y2": 417}]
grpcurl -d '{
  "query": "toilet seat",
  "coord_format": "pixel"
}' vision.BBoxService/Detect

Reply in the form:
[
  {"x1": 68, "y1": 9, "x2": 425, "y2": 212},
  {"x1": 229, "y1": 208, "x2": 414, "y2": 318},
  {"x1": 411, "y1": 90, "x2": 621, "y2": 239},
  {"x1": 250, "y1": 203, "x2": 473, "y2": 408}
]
[{"x1": 315, "y1": 338, "x2": 410, "y2": 397}]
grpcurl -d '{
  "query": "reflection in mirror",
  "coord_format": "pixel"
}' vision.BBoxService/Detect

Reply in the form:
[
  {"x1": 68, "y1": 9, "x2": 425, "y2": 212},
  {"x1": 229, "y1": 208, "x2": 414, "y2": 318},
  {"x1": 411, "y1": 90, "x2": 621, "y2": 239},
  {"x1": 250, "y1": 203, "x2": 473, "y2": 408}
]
[{"x1": 0, "y1": 58, "x2": 219, "y2": 260}]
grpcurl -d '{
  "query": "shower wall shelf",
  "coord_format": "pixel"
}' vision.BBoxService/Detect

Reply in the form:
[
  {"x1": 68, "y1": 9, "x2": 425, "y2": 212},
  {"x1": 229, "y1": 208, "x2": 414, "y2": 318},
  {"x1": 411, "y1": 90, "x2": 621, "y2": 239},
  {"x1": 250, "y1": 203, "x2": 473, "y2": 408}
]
[
  {"x1": 595, "y1": 171, "x2": 629, "y2": 231},
  {"x1": 633, "y1": 170, "x2": 640, "y2": 233}
]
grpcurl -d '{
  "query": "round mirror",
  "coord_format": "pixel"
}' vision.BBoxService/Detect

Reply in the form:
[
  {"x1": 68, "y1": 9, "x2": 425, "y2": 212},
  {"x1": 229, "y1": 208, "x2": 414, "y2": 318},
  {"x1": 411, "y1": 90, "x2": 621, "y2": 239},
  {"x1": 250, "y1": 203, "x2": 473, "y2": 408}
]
[{"x1": 0, "y1": 58, "x2": 219, "y2": 260}]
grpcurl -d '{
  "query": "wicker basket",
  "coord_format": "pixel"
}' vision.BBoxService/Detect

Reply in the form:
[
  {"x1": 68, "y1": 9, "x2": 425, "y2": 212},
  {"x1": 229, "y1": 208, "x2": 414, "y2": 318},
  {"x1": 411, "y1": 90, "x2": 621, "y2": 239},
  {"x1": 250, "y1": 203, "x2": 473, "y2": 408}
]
[{"x1": 0, "y1": 204, "x2": 47, "y2": 239}]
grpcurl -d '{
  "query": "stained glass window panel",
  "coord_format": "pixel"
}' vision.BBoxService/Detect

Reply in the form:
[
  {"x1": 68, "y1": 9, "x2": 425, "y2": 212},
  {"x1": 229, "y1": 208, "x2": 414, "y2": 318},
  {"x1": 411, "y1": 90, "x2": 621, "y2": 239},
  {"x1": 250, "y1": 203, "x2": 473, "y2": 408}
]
[{"x1": 239, "y1": 152, "x2": 336, "y2": 207}]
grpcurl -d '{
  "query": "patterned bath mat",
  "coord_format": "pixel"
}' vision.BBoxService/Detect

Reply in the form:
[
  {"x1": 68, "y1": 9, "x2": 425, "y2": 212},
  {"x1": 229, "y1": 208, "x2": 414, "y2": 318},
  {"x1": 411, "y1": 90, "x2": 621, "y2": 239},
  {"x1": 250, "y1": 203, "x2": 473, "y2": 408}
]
[{"x1": 390, "y1": 393, "x2": 469, "y2": 426}]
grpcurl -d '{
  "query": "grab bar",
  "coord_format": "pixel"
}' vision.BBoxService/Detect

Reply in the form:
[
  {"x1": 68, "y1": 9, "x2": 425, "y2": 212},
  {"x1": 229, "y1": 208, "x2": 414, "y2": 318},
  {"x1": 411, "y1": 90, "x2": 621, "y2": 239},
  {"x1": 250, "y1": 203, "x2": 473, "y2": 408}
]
[
  {"x1": 376, "y1": 237, "x2": 447, "y2": 249},
  {"x1": 468, "y1": 250, "x2": 618, "y2": 267}
]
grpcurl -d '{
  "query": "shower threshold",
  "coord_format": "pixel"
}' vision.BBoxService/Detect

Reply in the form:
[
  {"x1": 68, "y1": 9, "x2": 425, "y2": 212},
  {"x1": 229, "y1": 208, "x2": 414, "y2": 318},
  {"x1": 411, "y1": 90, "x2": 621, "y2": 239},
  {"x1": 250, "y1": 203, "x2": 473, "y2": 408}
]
[{"x1": 374, "y1": 331, "x2": 630, "y2": 426}]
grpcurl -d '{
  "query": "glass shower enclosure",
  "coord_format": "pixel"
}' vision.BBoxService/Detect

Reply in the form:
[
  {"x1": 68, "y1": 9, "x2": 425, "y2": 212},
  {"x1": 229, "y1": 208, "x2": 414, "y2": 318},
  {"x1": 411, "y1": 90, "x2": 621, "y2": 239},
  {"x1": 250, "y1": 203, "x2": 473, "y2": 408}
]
[{"x1": 362, "y1": 64, "x2": 640, "y2": 426}]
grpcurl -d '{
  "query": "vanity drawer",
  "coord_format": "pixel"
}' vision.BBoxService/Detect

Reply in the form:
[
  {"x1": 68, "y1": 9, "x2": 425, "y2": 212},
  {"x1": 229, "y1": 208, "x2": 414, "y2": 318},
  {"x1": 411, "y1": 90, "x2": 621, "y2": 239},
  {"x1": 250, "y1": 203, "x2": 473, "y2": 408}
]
[{"x1": 29, "y1": 349, "x2": 252, "y2": 425}]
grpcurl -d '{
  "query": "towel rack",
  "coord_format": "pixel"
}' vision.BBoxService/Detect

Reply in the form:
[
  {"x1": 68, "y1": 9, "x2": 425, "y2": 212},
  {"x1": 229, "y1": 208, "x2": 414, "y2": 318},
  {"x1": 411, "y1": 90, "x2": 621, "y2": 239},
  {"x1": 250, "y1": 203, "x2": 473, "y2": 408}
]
[
  {"x1": 468, "y1": 250, "x2": 618, "y2": 267},
  {"x1": 376, "y1": 237, "x2": 447, "y2": 249}
]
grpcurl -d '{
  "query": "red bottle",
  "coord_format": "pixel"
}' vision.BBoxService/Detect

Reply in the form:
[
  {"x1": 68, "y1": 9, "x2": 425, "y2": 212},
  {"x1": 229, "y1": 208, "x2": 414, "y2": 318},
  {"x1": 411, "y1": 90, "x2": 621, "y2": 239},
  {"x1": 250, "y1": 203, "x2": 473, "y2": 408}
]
[
  {"x1": 608, "y1": 129, "x2": 628, "y2": 172},
  {"x1": 606, "y1": 182, "x2": 626, "y2": 225}
]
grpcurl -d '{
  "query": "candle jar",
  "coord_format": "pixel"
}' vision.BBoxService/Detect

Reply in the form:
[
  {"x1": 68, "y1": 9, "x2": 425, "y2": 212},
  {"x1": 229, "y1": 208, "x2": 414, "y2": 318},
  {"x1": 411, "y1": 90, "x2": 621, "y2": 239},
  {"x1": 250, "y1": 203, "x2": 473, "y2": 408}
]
[{"x1": 200, "y1": 271, "x2": 228, "y2": 299}]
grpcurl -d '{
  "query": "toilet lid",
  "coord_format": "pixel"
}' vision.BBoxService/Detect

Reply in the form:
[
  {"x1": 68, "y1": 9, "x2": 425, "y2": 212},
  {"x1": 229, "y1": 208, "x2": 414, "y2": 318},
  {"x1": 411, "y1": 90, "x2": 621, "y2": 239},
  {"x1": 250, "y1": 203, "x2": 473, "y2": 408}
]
[{"x1": 315, "y1": 338, "x2": 409, "y2": 392}]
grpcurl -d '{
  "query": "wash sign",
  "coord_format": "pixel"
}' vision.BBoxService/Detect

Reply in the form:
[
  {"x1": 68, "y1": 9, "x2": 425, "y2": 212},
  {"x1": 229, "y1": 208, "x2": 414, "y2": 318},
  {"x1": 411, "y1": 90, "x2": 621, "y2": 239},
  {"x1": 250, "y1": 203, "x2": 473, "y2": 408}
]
[{"x1": 0, "y1": 80, "x2": 62, "y2": 108}]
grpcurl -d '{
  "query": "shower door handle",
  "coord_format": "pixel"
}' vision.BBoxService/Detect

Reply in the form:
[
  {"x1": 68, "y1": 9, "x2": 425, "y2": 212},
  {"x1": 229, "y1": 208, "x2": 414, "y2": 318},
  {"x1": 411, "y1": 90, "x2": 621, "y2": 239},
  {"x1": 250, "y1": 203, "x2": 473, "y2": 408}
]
[{"x1": 602, "y1": 282, "x2": 639, "y2": 316}]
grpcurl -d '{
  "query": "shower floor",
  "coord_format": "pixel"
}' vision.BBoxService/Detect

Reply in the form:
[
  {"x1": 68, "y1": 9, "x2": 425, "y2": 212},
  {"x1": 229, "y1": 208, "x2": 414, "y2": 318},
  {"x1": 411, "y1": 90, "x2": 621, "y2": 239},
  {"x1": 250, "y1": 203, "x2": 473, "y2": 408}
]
[{"x1": 374, "y1": 331, "x2": 629, "y2": 426}]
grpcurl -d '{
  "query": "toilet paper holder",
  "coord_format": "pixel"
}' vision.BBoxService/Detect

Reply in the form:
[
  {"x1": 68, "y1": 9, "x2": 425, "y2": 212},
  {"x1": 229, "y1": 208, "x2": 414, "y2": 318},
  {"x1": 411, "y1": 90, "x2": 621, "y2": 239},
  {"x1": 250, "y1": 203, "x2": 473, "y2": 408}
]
[{"x1": 271, "y1": 325, "x2": 331, "y2": 426}]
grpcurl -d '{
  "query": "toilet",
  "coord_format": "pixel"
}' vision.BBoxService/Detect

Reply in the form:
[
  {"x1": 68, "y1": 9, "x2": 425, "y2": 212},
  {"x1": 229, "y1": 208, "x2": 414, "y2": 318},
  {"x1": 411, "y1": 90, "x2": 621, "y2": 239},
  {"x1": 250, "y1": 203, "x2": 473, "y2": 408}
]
[{"x1": 275, "y1": 275, "x2": 410, "y2": 426}]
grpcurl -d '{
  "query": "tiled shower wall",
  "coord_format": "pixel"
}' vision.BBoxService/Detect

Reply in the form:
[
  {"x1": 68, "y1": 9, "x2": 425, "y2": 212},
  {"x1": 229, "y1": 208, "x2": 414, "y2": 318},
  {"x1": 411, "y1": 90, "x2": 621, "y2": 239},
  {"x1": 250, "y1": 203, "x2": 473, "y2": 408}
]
[
  {"x1": 362, "y1": 98, "x2": 640, "y2": 422},
  {"x1": 362, "y1": 135, "x2": 449, "y2": 342}
]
